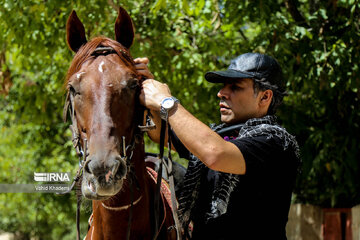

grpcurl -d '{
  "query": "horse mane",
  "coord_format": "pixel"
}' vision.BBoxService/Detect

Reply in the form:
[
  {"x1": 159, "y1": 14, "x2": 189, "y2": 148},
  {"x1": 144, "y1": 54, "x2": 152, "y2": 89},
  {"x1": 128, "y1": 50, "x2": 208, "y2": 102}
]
[{"x1": 65, "y1": 37, "x2": 137, "y2": 88}]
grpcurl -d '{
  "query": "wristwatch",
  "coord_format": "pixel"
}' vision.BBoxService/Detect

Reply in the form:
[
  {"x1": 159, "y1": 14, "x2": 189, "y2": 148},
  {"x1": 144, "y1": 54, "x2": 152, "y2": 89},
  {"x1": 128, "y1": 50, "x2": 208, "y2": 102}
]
[{"x1": 160, "y1": 96, "x2": 179, "y2": 120}]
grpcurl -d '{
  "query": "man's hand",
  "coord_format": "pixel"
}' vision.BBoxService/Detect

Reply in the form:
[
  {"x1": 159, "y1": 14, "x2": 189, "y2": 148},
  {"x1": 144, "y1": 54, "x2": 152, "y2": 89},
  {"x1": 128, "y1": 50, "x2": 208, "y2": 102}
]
[
  {"x1": 136, "y1": 57, "x2": 171, "y2": 110},
  {"x1": 134, "y1": 57, "x2": 154, "y2": 79},
  {"x1": 140, "y1": 79, "x2": 172, "y2": 111}
]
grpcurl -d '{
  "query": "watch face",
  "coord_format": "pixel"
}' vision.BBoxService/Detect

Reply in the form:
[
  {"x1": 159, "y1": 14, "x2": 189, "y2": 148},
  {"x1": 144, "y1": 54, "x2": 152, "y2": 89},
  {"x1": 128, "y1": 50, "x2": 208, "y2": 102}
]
[{"x1": 163, "y1": 98, "x2": 175, "y2": 109}]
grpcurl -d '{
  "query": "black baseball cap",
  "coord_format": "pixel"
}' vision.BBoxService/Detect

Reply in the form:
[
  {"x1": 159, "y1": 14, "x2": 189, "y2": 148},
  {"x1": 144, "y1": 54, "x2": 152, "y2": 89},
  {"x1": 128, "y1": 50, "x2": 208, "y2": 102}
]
[{"x1": 205, "y1": 53, "x2": 283, "y2": 88}]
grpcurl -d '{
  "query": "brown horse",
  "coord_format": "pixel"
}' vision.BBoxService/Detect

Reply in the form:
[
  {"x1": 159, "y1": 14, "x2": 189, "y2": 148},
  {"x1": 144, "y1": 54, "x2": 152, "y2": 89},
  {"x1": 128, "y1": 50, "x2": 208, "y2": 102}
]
[{"x1": 64, "y1": 7, "x2": 176, "y2": 240}]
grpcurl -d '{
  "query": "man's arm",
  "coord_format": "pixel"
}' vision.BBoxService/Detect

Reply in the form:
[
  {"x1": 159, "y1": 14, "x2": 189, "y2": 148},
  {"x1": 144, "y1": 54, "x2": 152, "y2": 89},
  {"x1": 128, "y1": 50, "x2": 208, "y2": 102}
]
[{"x1": 140, "y1": 79, "x2": 246, "y2": 175}]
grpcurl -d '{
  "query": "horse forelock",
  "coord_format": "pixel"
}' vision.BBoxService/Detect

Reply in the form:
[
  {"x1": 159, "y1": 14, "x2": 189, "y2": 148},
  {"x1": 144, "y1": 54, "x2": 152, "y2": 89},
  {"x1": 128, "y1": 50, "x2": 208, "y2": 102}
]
[{"x1": 65, "y1": 37, "x2": 137, "y2": 89}]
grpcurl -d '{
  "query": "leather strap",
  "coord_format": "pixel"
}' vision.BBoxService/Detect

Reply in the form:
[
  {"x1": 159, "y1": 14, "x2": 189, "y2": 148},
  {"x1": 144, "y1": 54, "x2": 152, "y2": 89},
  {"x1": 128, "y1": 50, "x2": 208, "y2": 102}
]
[
  {"x1": 153, "y1": 119, "x2": 166, "y2": 239},
  {"x1": 166, "y1": 124, "x2": 181, "y2": 239},
  {"x1": 153, "y1": 120, "x2": 181, "y2": 239}
]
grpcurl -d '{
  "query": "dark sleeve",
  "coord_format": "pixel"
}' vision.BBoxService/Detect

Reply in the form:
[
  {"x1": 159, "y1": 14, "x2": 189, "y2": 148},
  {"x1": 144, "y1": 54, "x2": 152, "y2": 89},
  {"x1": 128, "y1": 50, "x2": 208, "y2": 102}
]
[
  {"x1": 169, "y1": 129, "x2": 191, "y2": 160},
  {"x1": 229, "y1": 135, "x2": 285, "y2": 174}
]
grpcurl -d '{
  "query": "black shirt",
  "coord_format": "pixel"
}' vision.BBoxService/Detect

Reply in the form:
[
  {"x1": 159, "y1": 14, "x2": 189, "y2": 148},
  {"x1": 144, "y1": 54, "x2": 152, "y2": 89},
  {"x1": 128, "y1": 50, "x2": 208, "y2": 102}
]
[{"x1": 174, "y1": 132, "x2": 298, "y2": 239}]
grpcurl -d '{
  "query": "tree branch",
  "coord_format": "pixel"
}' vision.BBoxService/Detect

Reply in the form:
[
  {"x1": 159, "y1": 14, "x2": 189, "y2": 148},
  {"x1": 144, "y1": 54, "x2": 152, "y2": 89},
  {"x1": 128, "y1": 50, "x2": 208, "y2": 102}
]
[
  {"x1": 0, "y1": 51, "x2": 12, "y2": 96},
  {"x1": 284, "y1": 0, "x2": 309, "y2": 28},
  {"x1": 239, "y1": 28, "x2": 248, "y2": 42}
]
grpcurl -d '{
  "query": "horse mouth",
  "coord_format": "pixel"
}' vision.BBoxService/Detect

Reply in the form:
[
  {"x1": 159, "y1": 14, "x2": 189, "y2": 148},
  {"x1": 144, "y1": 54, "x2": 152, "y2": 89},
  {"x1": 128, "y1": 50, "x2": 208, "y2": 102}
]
[{"x1": 81, "y1": 176, "x2": 124, "y2": 200}]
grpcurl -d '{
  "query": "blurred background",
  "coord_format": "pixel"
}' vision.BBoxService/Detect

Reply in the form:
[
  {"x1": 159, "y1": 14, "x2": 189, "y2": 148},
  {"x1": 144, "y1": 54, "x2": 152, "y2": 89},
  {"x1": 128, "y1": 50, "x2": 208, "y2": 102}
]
[{"x1": 0, "y1": 0, "x2": 359, "y2": 239}]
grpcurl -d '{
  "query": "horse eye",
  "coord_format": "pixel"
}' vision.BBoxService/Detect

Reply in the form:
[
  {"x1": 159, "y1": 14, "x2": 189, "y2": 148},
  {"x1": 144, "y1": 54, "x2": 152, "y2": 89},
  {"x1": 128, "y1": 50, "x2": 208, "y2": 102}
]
[
  {"x1": 69, "y1": 85, "x2": 75, "y2": 92},
  {"x1": 69, "y1": 85, "x2": 80, "y2": 96}
]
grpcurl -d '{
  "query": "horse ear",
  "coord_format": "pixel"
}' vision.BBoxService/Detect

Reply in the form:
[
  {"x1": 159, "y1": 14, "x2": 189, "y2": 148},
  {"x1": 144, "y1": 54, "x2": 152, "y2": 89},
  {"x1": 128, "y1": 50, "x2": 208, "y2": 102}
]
[
  {"x1": 115, "y1": 7, "x2": 134, "y2": 49},
  {"x1": 66, "y1": 10, "x2": 87, "y2": 52}
]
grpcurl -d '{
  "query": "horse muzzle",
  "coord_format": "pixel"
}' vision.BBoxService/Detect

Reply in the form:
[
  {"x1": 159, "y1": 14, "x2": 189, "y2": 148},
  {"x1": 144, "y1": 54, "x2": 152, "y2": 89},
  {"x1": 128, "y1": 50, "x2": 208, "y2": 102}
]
[{"x1": 81, "y1": 154, "x2": 127, "y2": 200}]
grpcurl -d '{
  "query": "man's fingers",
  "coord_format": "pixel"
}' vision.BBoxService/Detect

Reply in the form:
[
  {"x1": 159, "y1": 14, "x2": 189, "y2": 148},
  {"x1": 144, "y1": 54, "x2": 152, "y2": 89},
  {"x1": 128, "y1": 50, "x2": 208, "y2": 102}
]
[
  {"x1": 136, "y1": 68, "x2": 154, "y2": 79},
  {"x1": 137, "y1": 69, "x2": 147, "y2": 75},
  {"x1": 134, "y1": 58, "x2": 154, "y2": 79},
  {"x1": 141, "y1": 79, "x2": 155, "y2": 86},
  {"x1": 135, "y1": 63, "x2": 147, "y2": 70},
  {"x1": 134, "y1": 57, "x2": 149, "y2": 64}
]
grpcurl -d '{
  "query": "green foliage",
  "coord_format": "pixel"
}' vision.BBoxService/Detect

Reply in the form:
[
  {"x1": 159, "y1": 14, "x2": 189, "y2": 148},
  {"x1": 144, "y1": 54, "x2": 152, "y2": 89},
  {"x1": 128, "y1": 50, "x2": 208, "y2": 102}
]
[{"x1": 0, "y1": 0, "x2": 359, "y2": 238}]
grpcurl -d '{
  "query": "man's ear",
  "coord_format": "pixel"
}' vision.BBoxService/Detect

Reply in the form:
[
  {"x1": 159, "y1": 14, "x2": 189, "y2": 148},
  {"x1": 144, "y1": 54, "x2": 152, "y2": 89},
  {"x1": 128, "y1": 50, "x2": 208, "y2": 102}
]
[{"x1": 259, "y1": 89, "x2": 273, "y2": 107}]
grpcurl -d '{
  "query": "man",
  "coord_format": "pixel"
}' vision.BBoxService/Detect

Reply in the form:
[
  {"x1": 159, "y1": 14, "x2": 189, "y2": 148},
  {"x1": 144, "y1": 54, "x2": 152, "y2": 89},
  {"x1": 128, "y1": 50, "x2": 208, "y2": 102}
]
[{"x1": 136, "y1": 53, "x2": 300, "y2": 239}]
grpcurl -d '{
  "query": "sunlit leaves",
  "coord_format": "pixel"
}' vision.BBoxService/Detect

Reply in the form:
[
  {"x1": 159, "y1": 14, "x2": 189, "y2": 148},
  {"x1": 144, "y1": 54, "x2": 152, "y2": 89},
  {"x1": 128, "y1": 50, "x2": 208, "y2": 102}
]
[{"x1": 0, "y1": 0, "x2": 360, "y2": 238}]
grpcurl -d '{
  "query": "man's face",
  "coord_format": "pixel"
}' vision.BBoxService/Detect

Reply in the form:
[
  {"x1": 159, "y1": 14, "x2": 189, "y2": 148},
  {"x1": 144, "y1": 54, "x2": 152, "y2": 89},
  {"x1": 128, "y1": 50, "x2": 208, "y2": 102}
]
[{"x1": 217, "y1": 78, "x2": 263, "y2": 124}]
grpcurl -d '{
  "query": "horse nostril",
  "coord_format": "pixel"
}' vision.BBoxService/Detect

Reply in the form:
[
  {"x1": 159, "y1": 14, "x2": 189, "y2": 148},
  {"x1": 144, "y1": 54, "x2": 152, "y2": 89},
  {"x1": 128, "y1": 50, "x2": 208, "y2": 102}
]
[{"x1": 114, "y1": 157, "x2": 127, "y2": 179}]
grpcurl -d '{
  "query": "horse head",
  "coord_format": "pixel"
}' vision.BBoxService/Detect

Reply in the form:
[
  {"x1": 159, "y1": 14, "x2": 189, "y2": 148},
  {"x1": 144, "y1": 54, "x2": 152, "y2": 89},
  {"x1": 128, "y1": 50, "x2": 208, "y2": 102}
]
[{"x1": 65, "y1": 8, "x2": 142, "y2": 200}]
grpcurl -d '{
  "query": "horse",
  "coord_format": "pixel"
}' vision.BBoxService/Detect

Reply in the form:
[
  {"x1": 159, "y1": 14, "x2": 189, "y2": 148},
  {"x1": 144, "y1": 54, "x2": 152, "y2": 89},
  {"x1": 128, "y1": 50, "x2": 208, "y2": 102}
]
[{"x1": 64, "y1": 7, "x2": 177, "y2": 240}]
